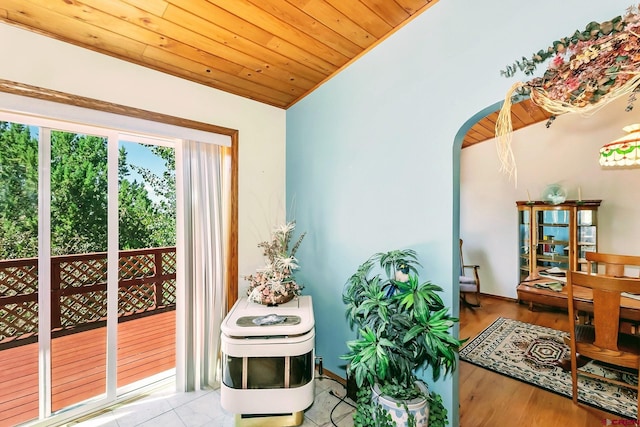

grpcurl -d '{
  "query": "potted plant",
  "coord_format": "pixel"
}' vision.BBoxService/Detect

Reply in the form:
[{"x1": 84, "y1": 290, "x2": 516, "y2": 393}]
[{"x1": 342, "y1": 249, "x2": 465, "y2": 427}]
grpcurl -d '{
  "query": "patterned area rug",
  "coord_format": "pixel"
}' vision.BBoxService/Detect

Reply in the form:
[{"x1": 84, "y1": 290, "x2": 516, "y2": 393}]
[{"x1": 460, "y1": 317, "x2": 638, "y2": 419}]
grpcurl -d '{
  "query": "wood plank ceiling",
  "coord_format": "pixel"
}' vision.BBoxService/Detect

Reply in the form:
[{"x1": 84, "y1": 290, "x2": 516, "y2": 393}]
[
  {"x1": 0, "y1": 0, "x2": 551, "y2": 147},
  {"x1": 462, "y1": 98, "x2": 553, "y2": 149}
]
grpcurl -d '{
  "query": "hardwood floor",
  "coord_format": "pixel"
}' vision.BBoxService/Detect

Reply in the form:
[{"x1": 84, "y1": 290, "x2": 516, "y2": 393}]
[{"x1": 458, "y1": 296, "x2": 623, "y2": 427}]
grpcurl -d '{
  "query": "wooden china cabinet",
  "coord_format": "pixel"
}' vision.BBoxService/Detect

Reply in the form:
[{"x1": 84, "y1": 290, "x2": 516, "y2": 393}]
[{"x1": 516, "y1": 200, "x2": 601, "y2": 308}]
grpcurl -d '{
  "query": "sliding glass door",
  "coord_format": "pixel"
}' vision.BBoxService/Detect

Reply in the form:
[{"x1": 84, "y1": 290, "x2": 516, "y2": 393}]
[{"x1": 0, "y1": 116, "x2": 177, "y2": 425}]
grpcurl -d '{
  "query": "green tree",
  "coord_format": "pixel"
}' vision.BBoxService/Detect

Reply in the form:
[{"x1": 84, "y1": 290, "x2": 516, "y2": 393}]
[
  {"x1": 0, "y1": 122, "x2": 39, "y2": 258},
  {"x1": 50, "y1": 130, "x2": 109, "y2": 254},
  {"x1": 118, "y1": 147, "x2": 159, "y2": 250},
  {"x1": 130, "y1": 146, "x2": 176, "y2": 246}
]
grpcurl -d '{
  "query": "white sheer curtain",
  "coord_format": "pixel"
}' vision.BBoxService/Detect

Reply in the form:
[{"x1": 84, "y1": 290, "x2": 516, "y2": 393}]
[{"x1": 176, "y1": 139, "x2": 228, "y2": 391}]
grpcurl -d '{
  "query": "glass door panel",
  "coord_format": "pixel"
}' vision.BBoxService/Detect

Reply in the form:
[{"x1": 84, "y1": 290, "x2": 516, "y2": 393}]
[
  {"x1": 50, "y1": 130, "x2": 109, "y2": 412},
  {"x1": 535, "y1": 207, "x2": 570, "y2": 273},
  {"x1": 577, "y1": 207, "x2": 598, "y2": 272},
  {"x1": 116, "y1": 141, "x2": 176, "y2": 388},
  {"x1": 518, "y1": 207, "x2": 530, "y2": 281},
  {"x1": 0, "y1": 121, "x2": 40, "y2": 425}
]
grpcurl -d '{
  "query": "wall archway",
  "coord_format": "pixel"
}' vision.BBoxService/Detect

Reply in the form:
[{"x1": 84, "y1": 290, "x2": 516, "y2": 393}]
[
  {"x1": 450, "y1": 99, "x2": 504, "y2": 425},
  {"x1": 452, "y1": 99, "x2": 504, "y2": 316}
]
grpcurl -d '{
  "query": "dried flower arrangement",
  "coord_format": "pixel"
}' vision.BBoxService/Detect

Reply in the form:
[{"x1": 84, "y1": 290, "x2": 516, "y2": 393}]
[
  {"x1": 245, "y1": 221, "x2": 307, "y2": 306},
  {"x1": 497, "y1": 4, "x2": 640, "y2": 180},
  {"x1": 501, "y1": 6, "x2": 640, "y2": 110}
]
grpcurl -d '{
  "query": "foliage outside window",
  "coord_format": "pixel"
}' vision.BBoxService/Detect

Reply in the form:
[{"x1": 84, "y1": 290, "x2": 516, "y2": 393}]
[{"x1": 0, "y1": 121, "x2": 176, "y2": 259}]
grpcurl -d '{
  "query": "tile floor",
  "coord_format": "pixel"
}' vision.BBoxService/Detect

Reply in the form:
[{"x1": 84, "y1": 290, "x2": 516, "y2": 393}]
[{"x1": 65, "y1": 376, "x2": 355, "y2": 427}]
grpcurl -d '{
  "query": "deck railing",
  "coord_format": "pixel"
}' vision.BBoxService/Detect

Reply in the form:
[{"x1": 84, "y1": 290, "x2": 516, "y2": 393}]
[{"x1": 0, "y1": 247, "x2": 176, "y2": 347}]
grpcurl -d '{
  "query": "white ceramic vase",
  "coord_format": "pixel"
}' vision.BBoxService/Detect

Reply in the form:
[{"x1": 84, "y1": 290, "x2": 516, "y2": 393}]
[{"x1": 371, "y1": 381, "x2": 430, "y2": 427}]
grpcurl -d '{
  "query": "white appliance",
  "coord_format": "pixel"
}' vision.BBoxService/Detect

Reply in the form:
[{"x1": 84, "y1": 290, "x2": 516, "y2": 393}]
[{"x1": 220, "y1": 296, "x2": 315, "y2": 424}]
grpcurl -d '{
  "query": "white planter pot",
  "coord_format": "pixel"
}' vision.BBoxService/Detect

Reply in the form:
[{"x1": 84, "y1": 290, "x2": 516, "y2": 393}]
[{"x1": 371, "y1": 381, "x2": 430, "y2": 427}]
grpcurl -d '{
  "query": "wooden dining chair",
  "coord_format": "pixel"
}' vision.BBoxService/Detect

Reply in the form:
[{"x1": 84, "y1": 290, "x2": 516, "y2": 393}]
[
  {"x1": 585, "y1": 251, "x2": 640, "y2": 277},
  {"x1": 566, "y1": 252, "x2": 640, "y2": 418},
  {"x1": 459, "y1": 239, "x2": 481, "y2": 308}
]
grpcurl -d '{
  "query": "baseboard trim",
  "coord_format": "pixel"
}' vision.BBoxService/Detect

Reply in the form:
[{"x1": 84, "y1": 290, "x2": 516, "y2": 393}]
[
  {"x1": 480, "y1": 293, "x2": 518, "y2": 303},
  {"x1": 316, "y1": 365, "x2": 346, "y2": 385}
]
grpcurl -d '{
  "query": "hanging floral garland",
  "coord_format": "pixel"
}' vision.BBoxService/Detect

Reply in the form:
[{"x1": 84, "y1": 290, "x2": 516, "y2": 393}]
[{"x1": 497, "y1": 4, "x2": 640, "y2": 181}]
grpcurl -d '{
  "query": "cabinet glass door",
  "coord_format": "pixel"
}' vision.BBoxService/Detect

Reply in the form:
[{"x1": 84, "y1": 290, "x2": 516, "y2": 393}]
[
  {"x1": 577, "y1": 207, "x2": 597, "y2": 272},
  {"x1": 518, "y1": 208, "x2": 531, "y2": 282},
  {"x1": 535, "y1": 207, "x2": 570, "y2": 275}
]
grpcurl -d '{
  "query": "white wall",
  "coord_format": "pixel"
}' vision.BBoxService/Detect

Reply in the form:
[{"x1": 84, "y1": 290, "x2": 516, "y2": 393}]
[
  {"x1": 461, "y1": 94, "x2": 640, "y2": 299},
  {"x1": 0, "y1": 23, "x2": 287, "y2": 288}
]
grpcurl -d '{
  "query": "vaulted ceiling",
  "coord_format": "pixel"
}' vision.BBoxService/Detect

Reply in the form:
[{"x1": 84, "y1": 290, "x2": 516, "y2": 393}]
[
  {"x1": 462, "y1": 98, "x2": 553, "y2": 149},
  {"x1": 0, "y1": 0, "x2": 551, "y2": 147}
]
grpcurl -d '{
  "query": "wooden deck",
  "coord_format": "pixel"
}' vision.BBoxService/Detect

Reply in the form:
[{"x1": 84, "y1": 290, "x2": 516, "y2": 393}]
[{"x1": 0, "y1": 310, "x2": 176, "y2": 427}]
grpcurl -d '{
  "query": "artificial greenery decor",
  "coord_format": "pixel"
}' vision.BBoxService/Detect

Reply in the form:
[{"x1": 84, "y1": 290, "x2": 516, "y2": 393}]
[
  {"x1": 353, "y1": 387, "x2": 448, "y2": 427},
  {"x1": 426, "y1": 392, "x2": 447, "y2": 427},
  {"x1": 341, "y1": 249, "x2": 465, "y2": 426}
]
